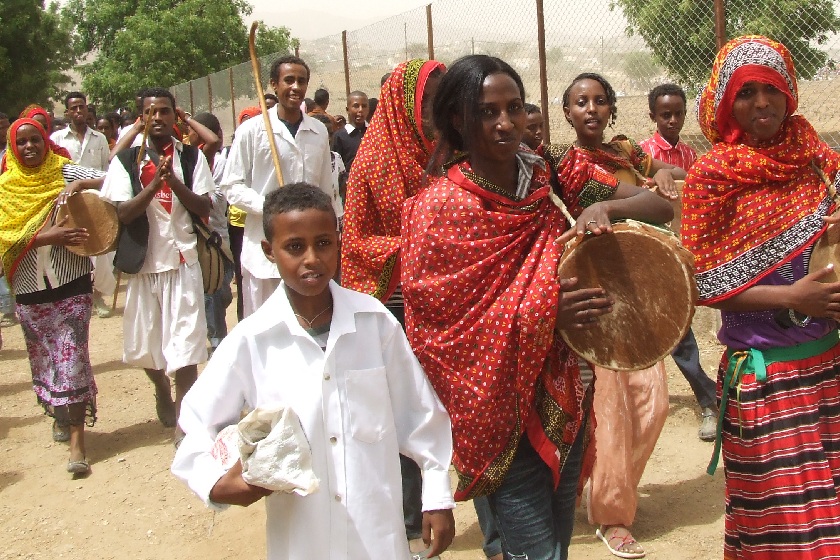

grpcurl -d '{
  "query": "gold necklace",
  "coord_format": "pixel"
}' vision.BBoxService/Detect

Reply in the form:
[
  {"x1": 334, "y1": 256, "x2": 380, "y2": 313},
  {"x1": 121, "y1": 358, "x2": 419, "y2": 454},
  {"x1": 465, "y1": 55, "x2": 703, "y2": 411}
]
[{"x1": 293, "y1": 305, "x2": 333, "y2": 328}]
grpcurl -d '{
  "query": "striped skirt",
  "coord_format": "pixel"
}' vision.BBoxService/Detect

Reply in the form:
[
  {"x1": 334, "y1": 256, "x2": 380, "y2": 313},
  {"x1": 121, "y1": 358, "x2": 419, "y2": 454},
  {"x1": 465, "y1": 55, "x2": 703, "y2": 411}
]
[{"x1": 719, "y1": 333, "x2": 840, "y2": 559}]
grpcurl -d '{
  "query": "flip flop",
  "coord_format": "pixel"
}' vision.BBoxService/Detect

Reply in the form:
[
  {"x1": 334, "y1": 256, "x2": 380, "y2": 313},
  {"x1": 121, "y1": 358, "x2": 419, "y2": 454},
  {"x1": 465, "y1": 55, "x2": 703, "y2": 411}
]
[
  {"x1": 596, "y1": 525, "x2": 646, "y2": 559},
  {"x1": 66, "y1": 459, "x2": 90, "y2": 474}
]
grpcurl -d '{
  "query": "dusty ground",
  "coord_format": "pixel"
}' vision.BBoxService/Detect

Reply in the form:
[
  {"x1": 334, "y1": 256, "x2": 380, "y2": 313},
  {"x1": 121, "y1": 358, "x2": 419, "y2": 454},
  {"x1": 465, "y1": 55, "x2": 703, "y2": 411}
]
[{"x1": 0, "y1": 289, "x2": 726, "y2": 560}]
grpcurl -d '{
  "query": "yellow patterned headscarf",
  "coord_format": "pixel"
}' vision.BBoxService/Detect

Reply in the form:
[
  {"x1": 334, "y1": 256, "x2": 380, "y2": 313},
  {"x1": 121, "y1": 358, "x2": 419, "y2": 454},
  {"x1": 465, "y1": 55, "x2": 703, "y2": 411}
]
[{"x1": 0, "y1": 118, "x2": 70, "y2": 283}]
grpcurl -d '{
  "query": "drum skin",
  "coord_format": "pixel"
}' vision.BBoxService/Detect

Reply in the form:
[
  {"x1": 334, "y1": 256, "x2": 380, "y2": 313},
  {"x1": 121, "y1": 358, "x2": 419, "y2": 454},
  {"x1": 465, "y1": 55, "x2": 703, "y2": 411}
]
[
  {"x1": 556, "y1": 220, "x2": 698, "y2": 371},
  {"x1": 810, "y1": 221, "x2": 840, "y2": 283},
  {"x1": 55, "y1": 190, "x2": 120, "y2": 257}
]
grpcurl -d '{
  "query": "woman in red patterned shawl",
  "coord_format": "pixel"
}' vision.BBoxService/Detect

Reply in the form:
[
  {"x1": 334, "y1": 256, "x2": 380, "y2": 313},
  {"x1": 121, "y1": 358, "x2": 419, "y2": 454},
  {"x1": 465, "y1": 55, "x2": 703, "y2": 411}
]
[
  {"x1": 683, "y1": 35, "x2": 840, "y2": 560},
  {"x1": 341, "y1": 58, "x2": 444, "y2": 303},
  {"x1": 401, "y1": 55, "x2": 672, "y2": 560},
  {"x1": 340, "y1": 58, "x2": 446, "y2": 551}
]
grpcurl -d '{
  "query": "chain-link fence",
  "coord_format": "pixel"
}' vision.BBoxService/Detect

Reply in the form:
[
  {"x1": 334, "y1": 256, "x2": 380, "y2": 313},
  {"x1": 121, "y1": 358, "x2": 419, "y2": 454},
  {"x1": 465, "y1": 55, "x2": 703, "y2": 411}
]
[{"x1": 170, "y1": 0, "x2": 840, "y2": 152}]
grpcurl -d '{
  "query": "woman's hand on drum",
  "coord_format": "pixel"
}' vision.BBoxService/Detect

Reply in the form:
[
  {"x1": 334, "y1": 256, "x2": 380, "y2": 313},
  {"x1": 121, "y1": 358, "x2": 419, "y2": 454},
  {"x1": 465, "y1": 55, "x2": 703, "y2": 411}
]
[
  {"x1": 646, "y1": 169, "x2": 680, "y2": 200},
  {"x1": 56, "y1": 180, "x2": 86, "y2": 206},
  {"x1": 557, "y1": 204, "x2": 612, "y2": 244},
  {"x1": 557, "y1": 277, "x2": 614, "y2": 329},
  {"x1": 36, "y1": 215, "x2": 88, "y2": 248},
  {"x1": 823, "y1": 212, "x2": 840, "y2": 225},
  {"x1": 789, "y1": 265, "x2": 840, "y2": 320}
]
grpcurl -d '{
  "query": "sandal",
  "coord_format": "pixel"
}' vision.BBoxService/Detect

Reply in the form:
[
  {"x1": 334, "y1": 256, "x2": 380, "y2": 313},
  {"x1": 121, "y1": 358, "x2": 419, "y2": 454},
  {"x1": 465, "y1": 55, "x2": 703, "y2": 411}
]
[
  {"x1": 66, "y1": 458, "x2": 90, "y2": 474},
  {"x1": 596, "y1": 525, "x2": 646, "y2": 559},
  {"x1": 52, "y1": 420, "x2": 70, "y2": 442}
]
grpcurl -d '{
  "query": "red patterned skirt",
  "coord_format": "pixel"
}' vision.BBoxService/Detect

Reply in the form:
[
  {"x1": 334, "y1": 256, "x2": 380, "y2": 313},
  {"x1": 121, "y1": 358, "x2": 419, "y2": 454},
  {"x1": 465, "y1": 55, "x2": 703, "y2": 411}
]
[{"x1": 719, "y1": 334, "x2": 840, "y2": 559}]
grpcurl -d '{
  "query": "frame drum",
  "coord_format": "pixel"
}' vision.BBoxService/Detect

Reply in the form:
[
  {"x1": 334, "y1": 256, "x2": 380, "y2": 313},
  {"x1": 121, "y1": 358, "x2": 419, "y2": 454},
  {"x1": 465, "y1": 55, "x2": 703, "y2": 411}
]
[
  {"x1": 55, "y1": 190, "x2": 120, "y2": 257},
  {"x1": 556, "y1": 220, "x2": 698, "y2": 371}
]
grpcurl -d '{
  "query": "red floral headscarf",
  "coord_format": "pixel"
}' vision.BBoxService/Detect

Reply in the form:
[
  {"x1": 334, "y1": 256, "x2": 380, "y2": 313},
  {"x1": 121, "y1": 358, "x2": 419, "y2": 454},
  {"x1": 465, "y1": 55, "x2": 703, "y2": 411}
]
[
  {"x1": 683, "y1": 36, "x2": 840, "y2": 303},
  {"x1": 340, "y1": 59, "x2": 446, "y2": 300}
]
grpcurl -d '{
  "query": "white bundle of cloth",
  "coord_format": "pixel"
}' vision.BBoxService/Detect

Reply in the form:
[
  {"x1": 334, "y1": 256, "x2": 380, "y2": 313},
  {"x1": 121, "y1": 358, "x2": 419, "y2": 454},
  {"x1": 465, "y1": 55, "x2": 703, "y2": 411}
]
[{"x1": 209, "y1": 406, "x2": 320, "y2": 495}]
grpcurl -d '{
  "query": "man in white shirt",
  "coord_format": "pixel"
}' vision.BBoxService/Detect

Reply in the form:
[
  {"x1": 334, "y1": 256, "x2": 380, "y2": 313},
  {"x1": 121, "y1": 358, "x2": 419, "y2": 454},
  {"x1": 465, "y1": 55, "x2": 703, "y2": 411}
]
[
  {"x1": 101, "y1": 87, "x2": 213, "y2": 435},
  {"x1": 51, "y1": 92, "x2": 110, "y2": 171},
  {"x1": 221, "y1": 55, "x2": 340, "y2": 317}
]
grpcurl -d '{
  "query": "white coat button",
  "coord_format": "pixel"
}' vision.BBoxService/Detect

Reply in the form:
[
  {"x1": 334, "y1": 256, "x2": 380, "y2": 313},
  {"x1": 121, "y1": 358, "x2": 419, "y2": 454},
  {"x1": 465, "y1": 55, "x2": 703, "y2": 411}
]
[
  {"x1": 324, "y1": 374, "x2": 331, "y2": 380},
  {"x1": 334, "y1": 494, "x2": 341, "y2": 502},
  {"x1": 330, "y1": 436, "x2": 337, "y2": 444}
]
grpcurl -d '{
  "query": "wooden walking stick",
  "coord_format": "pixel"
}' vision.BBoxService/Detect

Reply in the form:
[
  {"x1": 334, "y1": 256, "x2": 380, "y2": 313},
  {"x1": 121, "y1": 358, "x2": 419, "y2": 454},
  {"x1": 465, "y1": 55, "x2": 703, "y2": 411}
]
[
  {"x1": 249, "y1": 21, "x2": 285, "y2": 186},
  {"x1": 136, "y1": 103, "x2": 156, "y2": 164},
  {"x1": 111, "y1": 271, "x2": 121, "y2": 312}
]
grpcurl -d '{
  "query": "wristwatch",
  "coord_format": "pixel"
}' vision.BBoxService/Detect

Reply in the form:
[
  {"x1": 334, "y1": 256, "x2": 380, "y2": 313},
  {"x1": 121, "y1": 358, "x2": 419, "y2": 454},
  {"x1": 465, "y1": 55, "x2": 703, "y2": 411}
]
[{"x1": 788, "y1": 308, "x2": 812, "y2": 328}]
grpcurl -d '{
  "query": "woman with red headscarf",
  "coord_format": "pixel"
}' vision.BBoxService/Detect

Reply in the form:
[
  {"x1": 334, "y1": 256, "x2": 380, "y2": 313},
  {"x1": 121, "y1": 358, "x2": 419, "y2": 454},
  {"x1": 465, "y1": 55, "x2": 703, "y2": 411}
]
[
  {"x1": 0, "y1": 118, "x2": 105, "y2": 476},
  {"x1": 683, "y1": 35, "x2": 840, "y2": 559},
  {"x1": 340, "y1": 58, "x2": 447, "y2": 556}
]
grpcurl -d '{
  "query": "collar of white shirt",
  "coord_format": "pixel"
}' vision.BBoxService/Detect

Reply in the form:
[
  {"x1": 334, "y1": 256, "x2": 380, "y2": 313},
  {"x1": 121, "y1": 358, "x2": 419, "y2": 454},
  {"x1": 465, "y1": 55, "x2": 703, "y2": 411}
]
[{"x1": 249, "y1": 280, "x2": 383, "y2": 343}]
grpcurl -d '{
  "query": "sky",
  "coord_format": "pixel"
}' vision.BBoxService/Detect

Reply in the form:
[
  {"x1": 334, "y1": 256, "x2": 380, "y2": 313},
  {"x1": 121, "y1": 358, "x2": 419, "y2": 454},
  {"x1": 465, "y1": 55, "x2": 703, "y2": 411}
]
[{"x1": 247, "y1": 0, "x2": 432, "y2": 40}]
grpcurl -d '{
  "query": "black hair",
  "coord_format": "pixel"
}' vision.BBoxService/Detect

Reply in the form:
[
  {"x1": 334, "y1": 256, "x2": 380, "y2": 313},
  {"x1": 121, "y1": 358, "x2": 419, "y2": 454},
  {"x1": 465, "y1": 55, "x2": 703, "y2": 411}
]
[
  {"x1": 313, "y1": 88, "x2": 329, "y2": 107},
  {"x1": 368, "y1": 98, "x2": 378, "y2": 117},
  {"x1": 263, "y1": 182, "x2": 336, "y2": 240},
  {"x1": 64, "y1": 91, "x2": 86, "y2": 108},
  {"x1": 430, "y1": 54, "x2": 525, "y2": 175},
  {"x1": 135, "y1": 88, "x2": 150, "y2": 112},
  {"x1": 140, "y1": 87, "x2": 177, "y2": 111},
  {"x1": 270, "y1": 55, "x2": 310, "y2": 82},
  {"x1": 647, "y1": 83, "x2": 687, "y2": 113},
  {"x1": 381, "y1": 72, "x2": 392, "y2": 87},
  {"x1": 264, "y1": 93, "x2": 278, "y2": 102},
  {"x1": 191, "y1": 112, "x2": 222, "y2": 136},
  {"x1": 121, "y1": 112, "x2": 136, "y2": 126},
  {"x1": 347, "y1": 91, "x2": 368, "y2": 101},
  {"x1": 304, "y1": 98, "x2": 315, "y2": 113},
  {"x1": 524, "y1": 102, "x2": 541, "y2": 115},
  {"x1": 103, "y1": 112, "x2": 120, "y2": 129},
  {"x1": 562, "y1": 72, "x2": 617, "y2": 127},
  {"x1": 0, "y1": 112, "x2": 8, "y2": 121},
  {"x1": 310, "y1": 113, "x2": 333, "y2": 132}
]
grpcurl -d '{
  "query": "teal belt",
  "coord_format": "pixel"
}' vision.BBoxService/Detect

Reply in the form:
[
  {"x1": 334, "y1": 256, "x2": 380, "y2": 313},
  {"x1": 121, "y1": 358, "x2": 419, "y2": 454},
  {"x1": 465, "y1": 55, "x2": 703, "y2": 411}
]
[{"x1": 707, "y1": 329, "x2": 840, "y2": 475}]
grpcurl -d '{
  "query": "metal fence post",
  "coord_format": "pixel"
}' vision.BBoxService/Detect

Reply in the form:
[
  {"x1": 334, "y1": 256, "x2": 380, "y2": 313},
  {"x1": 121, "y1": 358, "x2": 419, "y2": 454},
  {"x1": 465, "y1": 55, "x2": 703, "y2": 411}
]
[
  {"x1": 207, "y1": 75, "x2": 213, "y2": 113},
  {"x1": 714, "y1": 0, "x2": 726, "y2": 51},
  {"x1": 229, "y1": 67, "x2": 236, "y2": 135},
  {"x1": 189, "y1": 81, "x2": 194, "y2": 115},
  {"x1": 342, "y1": 30, "x2": 351, "y2": 98},
  {"x1": 536, "y1": 0, "x2": 550, "y2": 144},
  {"x1": 426, "y1": 4, "x2": 435, "y2": 61}
]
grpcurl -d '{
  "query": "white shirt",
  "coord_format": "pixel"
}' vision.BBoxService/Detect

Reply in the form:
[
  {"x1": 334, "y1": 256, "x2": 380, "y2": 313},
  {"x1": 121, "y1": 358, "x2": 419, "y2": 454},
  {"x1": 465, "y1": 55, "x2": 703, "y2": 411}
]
[
  {"x1": 221, "y1": 110, "x2": 340, "y2": 279},
  {"x1": 172, "y1": 281, "x2": 454, "y2": 560},
  {"x1": 50, "y1": 126, "x2": 110, "y2": 171},
  {"x1": 100, "y1": 137, "x2": 214, "y2": 274}
]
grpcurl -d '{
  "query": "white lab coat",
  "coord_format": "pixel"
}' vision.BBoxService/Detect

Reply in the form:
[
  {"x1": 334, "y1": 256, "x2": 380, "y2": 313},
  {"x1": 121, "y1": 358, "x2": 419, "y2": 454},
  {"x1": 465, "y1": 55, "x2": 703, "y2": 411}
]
[
  {"x1": 220, "y1": 111, "x2": 340, "y2": 279},
  {"x1": 172, "y1": 281, "x2": 454, "y2": 560}
]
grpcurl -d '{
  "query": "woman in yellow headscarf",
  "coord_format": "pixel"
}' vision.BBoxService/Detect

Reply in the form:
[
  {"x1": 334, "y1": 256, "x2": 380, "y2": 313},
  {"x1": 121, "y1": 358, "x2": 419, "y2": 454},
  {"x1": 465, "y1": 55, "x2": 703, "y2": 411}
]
[{"x1": 0, "y1": 118, "x2": 105, "y2": 476}]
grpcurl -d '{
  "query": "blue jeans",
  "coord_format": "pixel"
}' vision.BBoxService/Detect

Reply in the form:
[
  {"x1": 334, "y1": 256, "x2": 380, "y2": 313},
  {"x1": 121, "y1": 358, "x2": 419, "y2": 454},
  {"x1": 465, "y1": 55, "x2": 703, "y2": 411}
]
[
  {"x1": 204, "y1": 263, "x2": 234, "y2": 349},
  {"x1": 671, "y1": 328, "x2": 716, "y2": 409},
  {"x1": 487, "y1": 430, "x2": 585, "y2": 560},
  {"x1": 474, "y1": 495, "x2": 503, "y2": 557}
]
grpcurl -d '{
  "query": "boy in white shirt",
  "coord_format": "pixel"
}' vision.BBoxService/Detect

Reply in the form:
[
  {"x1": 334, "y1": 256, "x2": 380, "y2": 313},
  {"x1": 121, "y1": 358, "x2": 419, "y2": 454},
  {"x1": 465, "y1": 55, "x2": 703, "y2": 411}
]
[
  {"x1": 172, "y1": 183, "x2": 455, "y2": 560},
  {"x1": 101, "y1": 87, "x2": 214, "y2": 433}
]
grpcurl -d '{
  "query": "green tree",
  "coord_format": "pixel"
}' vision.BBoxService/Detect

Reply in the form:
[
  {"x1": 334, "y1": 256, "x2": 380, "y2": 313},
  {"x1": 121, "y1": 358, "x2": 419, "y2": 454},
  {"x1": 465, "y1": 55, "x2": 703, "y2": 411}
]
[
  {"x1": 611, "y1": 0, "x2": 840, "y2": 89},
  {"x1": 0, "y1": 0, "x2": 77, "y2": 116},
  {"x1": 65, "y1": 0, "x2": 296, "y2": 110}
]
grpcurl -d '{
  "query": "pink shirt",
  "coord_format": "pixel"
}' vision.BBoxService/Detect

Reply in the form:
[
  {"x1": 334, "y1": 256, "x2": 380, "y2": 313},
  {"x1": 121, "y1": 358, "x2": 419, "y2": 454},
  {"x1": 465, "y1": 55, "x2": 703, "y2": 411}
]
[{"x1": 639, "y1": 131, "x2": 697, "y2": 170}]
